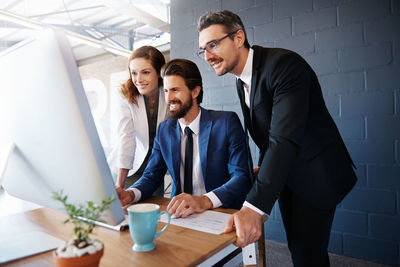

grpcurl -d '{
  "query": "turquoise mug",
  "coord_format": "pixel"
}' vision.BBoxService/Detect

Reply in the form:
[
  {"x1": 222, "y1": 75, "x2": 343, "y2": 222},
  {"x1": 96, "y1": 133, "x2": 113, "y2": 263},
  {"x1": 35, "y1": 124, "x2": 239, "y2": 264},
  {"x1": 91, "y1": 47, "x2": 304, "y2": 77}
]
[{"x1": 127, "y1": 203, "x2": 171, "y2": 252}]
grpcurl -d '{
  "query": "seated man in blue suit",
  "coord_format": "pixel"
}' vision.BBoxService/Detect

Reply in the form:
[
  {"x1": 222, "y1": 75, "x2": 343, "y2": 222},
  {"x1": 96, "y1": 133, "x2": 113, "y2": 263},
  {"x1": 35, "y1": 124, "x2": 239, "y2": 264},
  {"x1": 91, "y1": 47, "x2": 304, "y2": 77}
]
[{"x1": 117, "y1": 58, "x2": 252, "y2": 217}]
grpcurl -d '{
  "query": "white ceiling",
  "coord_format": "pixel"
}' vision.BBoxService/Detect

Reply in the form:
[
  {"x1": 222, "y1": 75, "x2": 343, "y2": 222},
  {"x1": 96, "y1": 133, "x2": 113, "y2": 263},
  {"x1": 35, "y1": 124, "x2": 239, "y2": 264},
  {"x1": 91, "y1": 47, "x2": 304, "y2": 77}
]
[{"x1": 0, "y1": 0, "x2": 170, "y2": 65}]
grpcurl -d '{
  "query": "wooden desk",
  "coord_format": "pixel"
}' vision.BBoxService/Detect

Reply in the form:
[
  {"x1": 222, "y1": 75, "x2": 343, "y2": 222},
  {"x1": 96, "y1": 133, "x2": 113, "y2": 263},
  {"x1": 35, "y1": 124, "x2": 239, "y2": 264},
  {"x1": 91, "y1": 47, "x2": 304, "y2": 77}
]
[{"x1": 1, "y1": 197, "x2": 265, "y2": 267}]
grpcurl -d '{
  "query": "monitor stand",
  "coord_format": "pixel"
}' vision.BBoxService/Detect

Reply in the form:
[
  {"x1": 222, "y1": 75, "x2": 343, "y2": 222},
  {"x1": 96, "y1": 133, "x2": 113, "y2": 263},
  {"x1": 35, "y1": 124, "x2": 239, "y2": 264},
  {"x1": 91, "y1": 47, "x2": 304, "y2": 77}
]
[
  {"x1": 0, "y1": 142, "x2": 14, "y2": 188},
  {"x1": 0, "y1": 231, "x2": 65, "y2": 264}
]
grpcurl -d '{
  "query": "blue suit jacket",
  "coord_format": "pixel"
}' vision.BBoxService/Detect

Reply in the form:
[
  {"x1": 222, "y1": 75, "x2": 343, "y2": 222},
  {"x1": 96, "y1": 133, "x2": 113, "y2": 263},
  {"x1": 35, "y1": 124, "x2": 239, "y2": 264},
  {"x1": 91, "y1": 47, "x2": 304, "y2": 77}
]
[{"x1": 131, "y1": 107, "x2": 252, "y2": 209}]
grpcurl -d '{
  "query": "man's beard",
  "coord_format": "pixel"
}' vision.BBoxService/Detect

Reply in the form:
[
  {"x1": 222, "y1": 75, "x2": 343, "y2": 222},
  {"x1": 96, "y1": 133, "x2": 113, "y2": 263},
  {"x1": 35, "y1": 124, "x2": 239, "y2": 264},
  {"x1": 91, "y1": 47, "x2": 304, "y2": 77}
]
[{"x1": 168, "y1": 97, "x2": 193, "y2": 119}]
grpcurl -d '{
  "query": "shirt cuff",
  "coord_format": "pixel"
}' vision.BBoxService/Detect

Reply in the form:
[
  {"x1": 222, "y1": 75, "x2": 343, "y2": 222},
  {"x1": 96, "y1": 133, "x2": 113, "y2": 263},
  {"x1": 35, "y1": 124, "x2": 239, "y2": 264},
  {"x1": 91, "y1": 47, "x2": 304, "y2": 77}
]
[
  {"x1": 243, "y1": 201, "x2": 269, "y2": 217},
  {"x1": 127, "y1": 188, "x2": 142, "y2": 203},
  {"x1": 204, "y1": 192, "x2": 222, "y2": 208}
]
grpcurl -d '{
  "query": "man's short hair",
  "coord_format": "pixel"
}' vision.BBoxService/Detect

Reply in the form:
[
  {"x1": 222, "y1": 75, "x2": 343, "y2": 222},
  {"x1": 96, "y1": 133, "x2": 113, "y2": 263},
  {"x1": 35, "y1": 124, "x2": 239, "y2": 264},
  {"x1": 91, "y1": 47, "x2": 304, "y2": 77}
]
[
  {"x1": 197, "y1": 10, "x2": 250, "y2": 49},
  {"x1": 161, "y1": 59, "x2": 203, "y2": 104}
]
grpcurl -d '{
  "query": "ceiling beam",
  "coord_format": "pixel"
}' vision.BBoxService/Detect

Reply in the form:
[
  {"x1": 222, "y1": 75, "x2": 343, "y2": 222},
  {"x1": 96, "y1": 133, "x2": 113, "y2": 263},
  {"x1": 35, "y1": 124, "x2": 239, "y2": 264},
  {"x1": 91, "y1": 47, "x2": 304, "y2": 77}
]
[
  {"x1": 4, "y1": 0, "x2": 24, "y2": 10},
  {"x1": 0, "y1": 10, "x2": 132, "y2": 58},
  {"x1": 98, "y1": 0, "x2": 169, "y2": 32},
  {"x1": 29, "y1": 5, "x2": 105, "y2": 19}
]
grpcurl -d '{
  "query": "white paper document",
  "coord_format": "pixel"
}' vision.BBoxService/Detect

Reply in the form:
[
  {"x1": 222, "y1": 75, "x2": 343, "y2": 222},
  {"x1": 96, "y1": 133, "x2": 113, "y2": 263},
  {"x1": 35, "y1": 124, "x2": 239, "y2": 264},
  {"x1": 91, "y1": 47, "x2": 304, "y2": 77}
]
[{"x1": 160, "y1": 210, "x2": 231, "y2": 235}]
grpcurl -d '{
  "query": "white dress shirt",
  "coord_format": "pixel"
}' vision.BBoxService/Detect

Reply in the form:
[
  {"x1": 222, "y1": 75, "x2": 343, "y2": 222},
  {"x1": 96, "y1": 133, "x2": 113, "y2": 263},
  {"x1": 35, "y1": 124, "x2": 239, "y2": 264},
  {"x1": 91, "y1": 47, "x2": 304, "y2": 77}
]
[
  {"x1": 236, "y1": 48, "x2": 268, "y2": 216},
  {"x1": 131, "y1": 110, "x2": 222, "y2": 208},
  {"x1": 237, "y1": 48, "x2": 254, "y2": 108}
]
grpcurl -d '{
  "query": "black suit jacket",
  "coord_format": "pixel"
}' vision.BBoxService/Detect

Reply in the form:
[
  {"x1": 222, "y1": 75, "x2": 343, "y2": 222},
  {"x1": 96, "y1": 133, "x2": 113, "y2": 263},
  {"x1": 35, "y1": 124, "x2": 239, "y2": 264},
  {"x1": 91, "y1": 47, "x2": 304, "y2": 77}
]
[{"x1": 238, "y1": 46, "x2": 357, "y2": 213}]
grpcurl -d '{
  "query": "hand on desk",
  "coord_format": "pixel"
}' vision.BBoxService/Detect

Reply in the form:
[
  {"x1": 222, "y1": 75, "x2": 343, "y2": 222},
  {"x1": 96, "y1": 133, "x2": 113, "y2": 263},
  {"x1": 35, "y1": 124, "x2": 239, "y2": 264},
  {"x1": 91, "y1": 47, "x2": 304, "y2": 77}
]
[
  {"x1": 115, "y1": 186, "x2": 135, "y2": 206},
  {"x1": 224, "y1": 206, "x2": 265, "y2": 248},
  {"x1": 167, "y1": 193, "x2": 213, "y2": 218}
]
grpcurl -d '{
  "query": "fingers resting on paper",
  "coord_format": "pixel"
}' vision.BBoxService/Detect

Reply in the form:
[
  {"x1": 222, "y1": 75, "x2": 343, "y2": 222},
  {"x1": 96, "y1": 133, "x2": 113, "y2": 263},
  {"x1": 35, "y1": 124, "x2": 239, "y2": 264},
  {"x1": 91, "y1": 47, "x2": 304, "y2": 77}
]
[{"x1": 167, "y1": 193, "x2": 213, "y2": 218}]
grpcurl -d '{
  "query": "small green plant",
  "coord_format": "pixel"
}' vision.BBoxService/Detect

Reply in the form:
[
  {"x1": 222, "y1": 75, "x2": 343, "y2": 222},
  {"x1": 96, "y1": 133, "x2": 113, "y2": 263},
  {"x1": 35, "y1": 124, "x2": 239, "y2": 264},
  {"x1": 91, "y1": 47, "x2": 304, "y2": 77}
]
[{"x1": 52, "y1": 190, "x2": 114, "y2": 248}]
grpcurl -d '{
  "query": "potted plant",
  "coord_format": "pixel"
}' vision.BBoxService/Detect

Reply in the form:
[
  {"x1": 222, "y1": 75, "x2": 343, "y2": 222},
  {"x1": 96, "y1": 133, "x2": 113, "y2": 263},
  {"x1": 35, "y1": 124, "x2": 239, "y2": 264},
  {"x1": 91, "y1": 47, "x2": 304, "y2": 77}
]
[{"x1": 52, "y1": 190, "x2": 114, "y2": 267}]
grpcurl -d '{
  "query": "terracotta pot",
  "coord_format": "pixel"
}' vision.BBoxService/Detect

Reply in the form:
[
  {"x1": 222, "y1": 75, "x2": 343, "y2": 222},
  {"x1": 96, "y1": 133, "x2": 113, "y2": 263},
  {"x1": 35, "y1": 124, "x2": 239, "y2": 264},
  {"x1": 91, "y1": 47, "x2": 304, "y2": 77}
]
[{"x1": 53, "y1": 246, "x2": 104, "y2": 267}]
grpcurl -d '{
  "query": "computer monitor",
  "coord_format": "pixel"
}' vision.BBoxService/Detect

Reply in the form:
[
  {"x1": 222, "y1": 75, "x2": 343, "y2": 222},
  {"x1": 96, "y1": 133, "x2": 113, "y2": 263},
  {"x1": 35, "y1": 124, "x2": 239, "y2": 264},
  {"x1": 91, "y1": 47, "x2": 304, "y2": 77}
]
[{"x1": 0, "y1": 29, "x2": 124, "y2": 226}]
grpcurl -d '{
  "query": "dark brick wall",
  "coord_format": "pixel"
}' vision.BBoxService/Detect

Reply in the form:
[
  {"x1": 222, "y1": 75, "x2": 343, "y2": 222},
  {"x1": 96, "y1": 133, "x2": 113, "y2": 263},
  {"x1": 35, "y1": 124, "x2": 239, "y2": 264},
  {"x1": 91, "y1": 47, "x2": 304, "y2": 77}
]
[{"x1": 170, "y1": 0, "x2": 400, "y2": 265}]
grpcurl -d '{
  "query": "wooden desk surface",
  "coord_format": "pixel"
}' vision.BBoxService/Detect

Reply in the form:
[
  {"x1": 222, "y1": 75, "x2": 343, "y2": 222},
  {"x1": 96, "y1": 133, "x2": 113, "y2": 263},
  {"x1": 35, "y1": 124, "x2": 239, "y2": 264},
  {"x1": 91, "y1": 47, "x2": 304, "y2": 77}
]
[{"x1": 0, "y1": 197, "x2": 238, "y2": 267}]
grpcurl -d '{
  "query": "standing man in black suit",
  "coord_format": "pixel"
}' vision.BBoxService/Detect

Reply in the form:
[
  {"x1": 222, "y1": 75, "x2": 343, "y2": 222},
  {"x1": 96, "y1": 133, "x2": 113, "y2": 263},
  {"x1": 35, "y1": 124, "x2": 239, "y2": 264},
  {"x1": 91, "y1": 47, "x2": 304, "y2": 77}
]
[{"x1": 197, "y1": 10, "x2": 357, "y2": 267}]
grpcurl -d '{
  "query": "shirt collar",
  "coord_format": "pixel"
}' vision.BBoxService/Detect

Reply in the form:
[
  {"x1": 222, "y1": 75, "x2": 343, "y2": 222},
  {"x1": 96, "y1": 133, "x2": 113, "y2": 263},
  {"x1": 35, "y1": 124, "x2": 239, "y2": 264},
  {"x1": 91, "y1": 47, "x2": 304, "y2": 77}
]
[
  {"x1": 236, "y1": 47, "x2": 254, "y2": 86},
  {"x1": 178, "y1": 109, "x2": 201, "y2": 136}
]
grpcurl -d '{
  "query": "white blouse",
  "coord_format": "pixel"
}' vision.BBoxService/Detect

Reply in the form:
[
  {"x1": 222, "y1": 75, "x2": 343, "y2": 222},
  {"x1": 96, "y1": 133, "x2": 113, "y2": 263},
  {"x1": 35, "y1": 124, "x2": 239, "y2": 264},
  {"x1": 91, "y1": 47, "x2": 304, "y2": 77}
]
[{"x1": 113, "y1": 88, "x2": 168, "y2": 176}]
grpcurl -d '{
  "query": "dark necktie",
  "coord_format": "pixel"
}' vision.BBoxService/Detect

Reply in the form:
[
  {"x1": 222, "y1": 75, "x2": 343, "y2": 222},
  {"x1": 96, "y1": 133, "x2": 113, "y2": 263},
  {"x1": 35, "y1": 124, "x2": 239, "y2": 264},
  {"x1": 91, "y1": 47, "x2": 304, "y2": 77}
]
[
  {"x1": 237, "y1": 79, "x2": 255, "y2": 183},
  {"x1": 184, "y1": 126, "x2": 193, "y2": 194}
]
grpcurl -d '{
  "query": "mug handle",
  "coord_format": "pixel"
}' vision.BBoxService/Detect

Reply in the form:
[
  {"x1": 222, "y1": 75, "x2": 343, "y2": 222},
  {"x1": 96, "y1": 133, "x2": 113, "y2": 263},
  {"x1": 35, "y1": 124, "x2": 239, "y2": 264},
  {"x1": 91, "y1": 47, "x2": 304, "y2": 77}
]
[{"x1": 155, "y1": 210, "x2": 171, "y2": 239}]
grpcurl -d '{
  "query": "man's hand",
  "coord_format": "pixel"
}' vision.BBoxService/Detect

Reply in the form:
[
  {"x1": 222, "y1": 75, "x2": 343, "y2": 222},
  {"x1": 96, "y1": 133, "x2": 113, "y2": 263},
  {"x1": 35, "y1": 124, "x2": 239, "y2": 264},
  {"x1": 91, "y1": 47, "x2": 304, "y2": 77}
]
[
  {"x1": 224, "y1": 206, "x2": 265, "y2": 248},
  {"x1": 115, "y1": 186, "x2": 135, "y2": 206},
  {"x1": 167, "y1": 193, "x2": 213, "y2": 218}
]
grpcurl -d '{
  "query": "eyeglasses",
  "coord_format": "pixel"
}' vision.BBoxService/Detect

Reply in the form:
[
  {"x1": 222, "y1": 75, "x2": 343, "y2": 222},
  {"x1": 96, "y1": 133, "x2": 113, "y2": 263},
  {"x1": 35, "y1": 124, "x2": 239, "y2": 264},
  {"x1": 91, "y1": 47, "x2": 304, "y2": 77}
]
[{"x1": 197, "y1": 31, "x2": 238, "y2": 59}]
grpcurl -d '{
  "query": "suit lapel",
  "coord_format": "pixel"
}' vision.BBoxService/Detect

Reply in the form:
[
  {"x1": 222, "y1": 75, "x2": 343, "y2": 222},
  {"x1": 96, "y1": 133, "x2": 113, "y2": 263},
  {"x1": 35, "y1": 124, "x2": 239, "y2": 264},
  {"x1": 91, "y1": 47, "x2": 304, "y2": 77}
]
[
  {"x1": 249, "y1": 46, "x2": 262, "y2": 128},
  {"x1": 198, "y1": 108, "x2": 211, "y2": 185},
  {"x1": 169, "y1": 120, "x2": 182, "y2": 194},
  {"x1": 136, "y1": 95, "x2": 150, "y2": 148}
]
